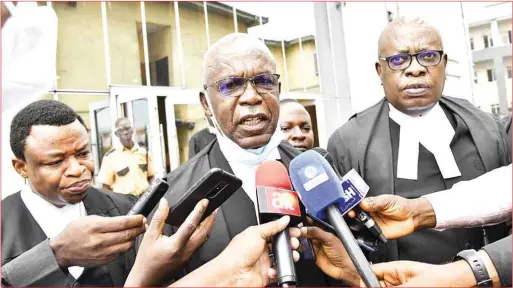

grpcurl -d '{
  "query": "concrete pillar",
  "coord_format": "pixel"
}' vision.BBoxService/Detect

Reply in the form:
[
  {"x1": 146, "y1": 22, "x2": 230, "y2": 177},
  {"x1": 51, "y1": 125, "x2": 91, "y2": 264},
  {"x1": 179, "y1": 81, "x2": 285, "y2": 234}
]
[
  {"x1": 313, "y1": 2, "x2": 353, "y2": 147},
  {"x1": 493, "y1": 55, "x2": 509, "y2": 114},
  {"x1": 491, "y1": 20, "x2": 502, "y2": 47}
]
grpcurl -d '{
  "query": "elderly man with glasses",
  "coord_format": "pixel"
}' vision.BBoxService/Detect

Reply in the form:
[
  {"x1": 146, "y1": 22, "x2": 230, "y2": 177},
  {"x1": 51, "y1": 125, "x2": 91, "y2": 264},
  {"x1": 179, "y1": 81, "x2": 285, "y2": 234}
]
[
  {"x1": 327, "y1": 17, "x2": 511, "y2": 265},
  {"x1": 98, "y1": 117, "x2": 154, "y2": 197},
  {"x1": 153, "y1": 33, "x2": 337, "y2": 286}
]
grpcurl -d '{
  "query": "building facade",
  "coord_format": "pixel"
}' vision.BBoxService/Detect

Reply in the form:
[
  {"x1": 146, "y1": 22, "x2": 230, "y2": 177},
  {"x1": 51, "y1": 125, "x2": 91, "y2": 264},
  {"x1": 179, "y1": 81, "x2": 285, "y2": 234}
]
[
  {"x1": 4, "y1": 1, "x2": 499, "y2": 197},
  {"x1": 3, "y1": 1, "x2": 322, "y2": 197},
  {"x1": 467, "y1": 2, "x2": 512, "y2": 115}
]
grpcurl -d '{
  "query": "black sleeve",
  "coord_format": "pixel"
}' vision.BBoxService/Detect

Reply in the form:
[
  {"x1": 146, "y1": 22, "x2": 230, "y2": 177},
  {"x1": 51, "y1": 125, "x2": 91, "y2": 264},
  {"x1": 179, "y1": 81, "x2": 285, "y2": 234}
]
[
  {"x1": 188, "y1": 134, "x2": 199, "y2": 160},
  {"x1": 482, "y1": 235, "x2": 512, "y2": 287},
  {"x1": 327, "y1": 127, "x2": 353, "y2": 176},
  {"x1": 1, "y1": 240, "x2": 73, "y2": 286}
]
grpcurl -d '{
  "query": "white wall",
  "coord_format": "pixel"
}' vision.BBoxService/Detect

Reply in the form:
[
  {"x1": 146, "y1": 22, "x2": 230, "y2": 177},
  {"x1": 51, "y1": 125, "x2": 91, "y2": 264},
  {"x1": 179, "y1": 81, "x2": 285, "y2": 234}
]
[
  {"x1": 340, "y1": 2, "x2": 389, "y2": 113},
  {"x1": 473, "y1": 57, "x2": 513, "y2": 113},
  {"x1": 470, "y1": 24, "x2": 493, "y2": 51},
  {"x1": 2, "y1": 104, "x2": 29, "y2": 199}
]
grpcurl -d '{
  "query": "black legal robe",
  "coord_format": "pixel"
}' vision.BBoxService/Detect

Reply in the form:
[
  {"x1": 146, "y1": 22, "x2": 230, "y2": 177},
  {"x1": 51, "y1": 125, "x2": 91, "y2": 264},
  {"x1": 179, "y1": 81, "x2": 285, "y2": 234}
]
[
  {"x1": 1, "y1": 187, "x2": 137, "y2": 287},
  {"x1": 161, "y1": 139, "x2": 339, "y2": 286},
  {"x1": 187, "y1": 128, "x2": 217, "y2": 160},
  {"x1": 327, "y1": 96, "x2": 511, "y2": 264}
]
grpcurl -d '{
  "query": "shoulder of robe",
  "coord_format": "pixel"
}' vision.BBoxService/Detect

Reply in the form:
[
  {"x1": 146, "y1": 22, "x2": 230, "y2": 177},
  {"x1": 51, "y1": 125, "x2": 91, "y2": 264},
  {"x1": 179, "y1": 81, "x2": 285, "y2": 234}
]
[
  {"x1": 165, "y1": 138, "x2": 216, "y2": 183},
  {"x1": 441, "y1": 96, "x2": 503, "y2": 125},
  {"x1": 333, "y1": 98, "x2": 385, "y2": 137}
]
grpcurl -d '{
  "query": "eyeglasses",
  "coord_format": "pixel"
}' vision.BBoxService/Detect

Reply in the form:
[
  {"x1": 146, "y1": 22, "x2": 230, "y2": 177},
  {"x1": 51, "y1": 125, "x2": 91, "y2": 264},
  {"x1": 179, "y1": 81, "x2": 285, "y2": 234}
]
[
  {"x1": 203, "y1": 73, "x2": 280, "y2": 98},
  {"x1": 115, "y1": 126, "x2": 133, "y2": 133},
  {"x1": 379, "y1": 50, "x2": 444, "y2": 71}
]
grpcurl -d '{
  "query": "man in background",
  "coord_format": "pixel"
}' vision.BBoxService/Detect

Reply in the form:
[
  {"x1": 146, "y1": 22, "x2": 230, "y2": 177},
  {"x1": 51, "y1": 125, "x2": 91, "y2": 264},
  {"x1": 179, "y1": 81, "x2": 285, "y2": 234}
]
[
  {"x1": 188, "y1": 100, "x2": 217, "y2": 159},
  {"x1": 98, "y1": 117, "x2": 154, "y2": 197},
  {"x1": 279, "y1": 99, "x2": 315, "y2": 152}
]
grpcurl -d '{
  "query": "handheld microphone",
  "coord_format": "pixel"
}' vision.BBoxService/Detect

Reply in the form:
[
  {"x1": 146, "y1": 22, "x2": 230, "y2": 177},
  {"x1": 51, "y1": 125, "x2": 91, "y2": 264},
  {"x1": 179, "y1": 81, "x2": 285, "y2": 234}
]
[
  {"x1": 289, "y1": 151, "x2": 380, "y2": 288},
  {"x1": 311, "y1": 148, "x2": 387, "y2": 244},
  {"x1": 256, "y1": 161, "x2": 301, "y2": 287},
  {"x1": 127, "y1": 178, "x2": 169, "y2": 217}
]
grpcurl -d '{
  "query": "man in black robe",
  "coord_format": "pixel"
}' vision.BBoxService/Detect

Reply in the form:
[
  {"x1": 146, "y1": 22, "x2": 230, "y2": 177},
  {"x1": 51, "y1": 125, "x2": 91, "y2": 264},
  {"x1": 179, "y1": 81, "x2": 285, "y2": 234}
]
[
  {"x1": 327, "y1": 18, "x2": 511, "y2": 265},
  {"x1": 187, "y1": 116, "x2": 216, "y2": 159},
  {"x1": 160, "y1": 33, "x2": 336, "y2": 286},
  {"x1": 1, "y1": 100, "x2": 146, "y2": 286},
  {"x1": 2, "y1": 100, "x2": 214, "y2": 287}
]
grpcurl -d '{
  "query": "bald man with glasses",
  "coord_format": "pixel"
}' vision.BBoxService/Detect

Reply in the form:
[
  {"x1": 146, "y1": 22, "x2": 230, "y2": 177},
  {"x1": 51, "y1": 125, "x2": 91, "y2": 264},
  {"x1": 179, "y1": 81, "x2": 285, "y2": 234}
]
[{"x1": 327, "y1": 17, "x2": 511, "y2": 265}]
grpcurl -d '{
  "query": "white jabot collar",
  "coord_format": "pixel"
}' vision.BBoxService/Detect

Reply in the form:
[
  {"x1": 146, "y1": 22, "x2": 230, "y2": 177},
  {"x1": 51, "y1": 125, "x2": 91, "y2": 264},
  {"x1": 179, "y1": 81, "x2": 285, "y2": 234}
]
[
  {"x1": 217, "y1": 129, "x2": 283, "y2": 224},
  {"x1": 388, "y1": 103, "x2": 461, "y2": 180},
  {"x1": 21, "y1": 184, "x2": 87, "y2": 279}
]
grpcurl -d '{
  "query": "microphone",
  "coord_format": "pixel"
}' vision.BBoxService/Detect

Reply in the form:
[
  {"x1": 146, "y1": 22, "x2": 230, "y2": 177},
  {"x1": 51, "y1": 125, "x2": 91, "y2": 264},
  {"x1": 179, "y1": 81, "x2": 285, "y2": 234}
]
[
  {"x1": 127, "y1": 178, "x2": 169, "y2": 217},
  {"x1": 256, "y1": 161, "x2": 302, "y2": 287},
  {"x1": 311, "y1": 148, "x2": 387, "y2": 244},
  {"x1": 289, "y1": 150, "x2": 380, "y2": 288}
]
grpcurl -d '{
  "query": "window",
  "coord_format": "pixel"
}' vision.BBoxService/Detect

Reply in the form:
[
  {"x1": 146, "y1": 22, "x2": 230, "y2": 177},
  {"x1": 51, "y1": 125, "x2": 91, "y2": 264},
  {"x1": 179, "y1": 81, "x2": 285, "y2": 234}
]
[
  {"x1": 483, "y1": 35, "x2": 494, "y2": 48},
  {"x1": 491, "y1": 104, "x2": 500, "y2": 116},
  {"x1": 487, "y1": 69, "x2": 496, "y2": 82},
  {"x1": 313, "y1": 53, "x2": 319, "y2": 76},
  {"x1": 507, "y1": 66, "x2": 512, "y2": 79},
  {"x1": 502, "y1": 31, "x2": 512, "y2": 44},
  {"x1": 387, "y1": 11, "x2": 394, "y2": 23},
  {"x1": 470, "y1": 38, "x2": 474, "y2": 50}
]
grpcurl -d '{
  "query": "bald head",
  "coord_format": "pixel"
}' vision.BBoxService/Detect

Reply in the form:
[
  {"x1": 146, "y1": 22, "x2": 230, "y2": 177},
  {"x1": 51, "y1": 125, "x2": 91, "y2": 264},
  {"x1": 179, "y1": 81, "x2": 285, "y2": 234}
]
[
  {"x1": 202, "y1": 33, "x2": 276, "y2": 85},
  {"x1": 378, "y1": 17, "x2": 443, "y2": 57}
]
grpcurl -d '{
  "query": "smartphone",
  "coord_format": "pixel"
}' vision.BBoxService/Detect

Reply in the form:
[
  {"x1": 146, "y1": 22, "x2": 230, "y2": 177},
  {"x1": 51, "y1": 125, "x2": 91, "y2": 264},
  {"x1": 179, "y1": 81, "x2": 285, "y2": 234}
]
[
  {"x1": 166, "y1": 168, "x2": 242, "y2": 226},
  {"x1": 127, "y1": 178, "x2": 169, "y2": 217}
]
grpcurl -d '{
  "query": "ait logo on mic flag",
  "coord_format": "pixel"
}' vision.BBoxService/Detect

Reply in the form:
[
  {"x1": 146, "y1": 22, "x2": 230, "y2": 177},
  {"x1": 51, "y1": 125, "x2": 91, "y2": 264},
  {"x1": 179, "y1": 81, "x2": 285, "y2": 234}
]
[
  {"x1": 264, "y1": 187, "x2": 301, "y2": 217},
  {"x1": 339, "y1": 179, "x2": 364, "y2": 215}
]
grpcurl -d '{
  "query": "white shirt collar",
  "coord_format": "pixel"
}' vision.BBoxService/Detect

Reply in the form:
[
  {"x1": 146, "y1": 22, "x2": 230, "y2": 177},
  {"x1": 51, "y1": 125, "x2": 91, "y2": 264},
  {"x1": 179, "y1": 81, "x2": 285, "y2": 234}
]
[
  {"x1": 224, "y1": 148, "x2": 281, "y2": 224},
  {"x1": 20, "y1": 184, "x2": 87, "y2": 279},
  {"x1": 217, "y1": 129, "x2": 284, "y2": 224},
  {"x1": 388, "y1": 103, "x2": 462, "y2": 180}
]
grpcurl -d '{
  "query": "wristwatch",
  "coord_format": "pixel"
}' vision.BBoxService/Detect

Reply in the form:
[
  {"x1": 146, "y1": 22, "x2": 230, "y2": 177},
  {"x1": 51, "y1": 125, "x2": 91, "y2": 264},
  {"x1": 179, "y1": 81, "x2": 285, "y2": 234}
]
[{"x1": 454, "y1": 249, "x2": 493, "y2": 287}]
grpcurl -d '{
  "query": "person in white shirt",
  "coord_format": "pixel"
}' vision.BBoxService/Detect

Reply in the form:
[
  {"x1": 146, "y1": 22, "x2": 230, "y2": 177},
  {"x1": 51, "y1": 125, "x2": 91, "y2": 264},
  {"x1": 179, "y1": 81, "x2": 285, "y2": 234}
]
[{"x1": 347, "y1": 164, "x2": 512, "y2": 239}]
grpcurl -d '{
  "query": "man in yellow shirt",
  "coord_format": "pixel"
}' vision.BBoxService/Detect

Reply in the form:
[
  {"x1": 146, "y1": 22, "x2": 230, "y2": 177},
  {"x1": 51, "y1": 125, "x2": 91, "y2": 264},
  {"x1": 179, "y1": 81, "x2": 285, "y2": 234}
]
[{"x1": 98, "y1": 117, "x2": 154, "y2": 197}]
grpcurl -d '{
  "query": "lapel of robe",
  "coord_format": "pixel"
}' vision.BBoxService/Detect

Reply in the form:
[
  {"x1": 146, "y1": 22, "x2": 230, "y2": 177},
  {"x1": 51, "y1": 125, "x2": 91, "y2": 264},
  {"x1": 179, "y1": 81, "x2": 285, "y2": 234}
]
[
  {"x1": 208, "y1": 141, "x2": 258, "y2": 238},
  {"x1": 355, "y1": 99, "x2": 400, "y2": 261},
  {"x1": 82, "y1": 188, "x2": 132, "y2": 287},
  {"x1": 356, "y1": 98, "x2": 395, "y2": 196},
  {"x1": 1, "y1": 193, "x2": 49, "y2": 265},
  {"x1": 440, "y1": 96, "x2": 509, "y2": 170}
]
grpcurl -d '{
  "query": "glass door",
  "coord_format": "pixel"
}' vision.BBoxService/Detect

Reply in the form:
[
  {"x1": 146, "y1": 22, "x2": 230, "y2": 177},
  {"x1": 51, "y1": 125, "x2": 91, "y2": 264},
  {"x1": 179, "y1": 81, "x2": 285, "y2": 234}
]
[
  {"x1": 109, "y1": 85, "x2": 203, "y2": 177},
  {"x1": 88, "y1": 100, "x2": 112, "y2": 186},
  {"x1": 110, "y1": 86, "x2": 165, "y2": 179}
]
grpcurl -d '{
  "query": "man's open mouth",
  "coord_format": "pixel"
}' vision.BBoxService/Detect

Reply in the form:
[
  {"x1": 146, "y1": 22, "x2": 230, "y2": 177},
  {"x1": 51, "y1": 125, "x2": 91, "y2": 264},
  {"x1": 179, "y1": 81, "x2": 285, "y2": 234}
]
[{"x1": 239, "y1": 113, "x2": 268, "y2": 126}]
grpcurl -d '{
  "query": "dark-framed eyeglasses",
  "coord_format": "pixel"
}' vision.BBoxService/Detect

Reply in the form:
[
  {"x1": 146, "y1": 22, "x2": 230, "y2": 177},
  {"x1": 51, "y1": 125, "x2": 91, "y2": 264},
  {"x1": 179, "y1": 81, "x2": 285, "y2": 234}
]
[
  {"x1": 115, "y1": 126, "x2": 133, "y2": 133},
  {"x1": 379, "y1": 50, "x2": 444, "y2": 71},
  {"x1": 203, "y1": 73, "x2": 280, "y2": 98}
]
